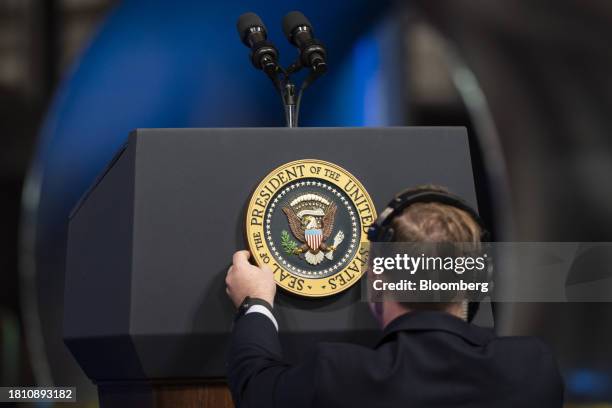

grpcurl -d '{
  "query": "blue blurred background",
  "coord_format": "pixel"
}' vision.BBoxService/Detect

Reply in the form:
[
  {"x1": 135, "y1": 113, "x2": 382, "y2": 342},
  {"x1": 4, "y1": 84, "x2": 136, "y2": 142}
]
[{"x1": 2, "y1": 0, "x2": 612, "y2": 406}]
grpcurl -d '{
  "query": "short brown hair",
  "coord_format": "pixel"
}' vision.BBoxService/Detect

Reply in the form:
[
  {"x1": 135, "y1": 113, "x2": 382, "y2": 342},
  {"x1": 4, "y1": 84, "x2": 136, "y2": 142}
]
[{"x1": 391, "y1": 185, "x2": 482, "y2": 311}]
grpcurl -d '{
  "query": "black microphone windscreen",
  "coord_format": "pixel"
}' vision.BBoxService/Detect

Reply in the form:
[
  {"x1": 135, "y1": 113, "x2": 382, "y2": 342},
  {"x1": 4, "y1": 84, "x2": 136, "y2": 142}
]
[
  {"x1": 282, "y1": 11, "x2": 312, "y2": 40},
  {"x1": 237, "y1": 12, "x2": 266, "y2": 41}
]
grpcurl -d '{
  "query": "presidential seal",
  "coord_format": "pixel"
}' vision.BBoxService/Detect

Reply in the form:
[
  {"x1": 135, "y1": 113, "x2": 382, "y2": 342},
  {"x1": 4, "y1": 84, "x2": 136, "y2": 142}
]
[{"x1": 246, "y1": 159, "x2": 376, "y2": 297}]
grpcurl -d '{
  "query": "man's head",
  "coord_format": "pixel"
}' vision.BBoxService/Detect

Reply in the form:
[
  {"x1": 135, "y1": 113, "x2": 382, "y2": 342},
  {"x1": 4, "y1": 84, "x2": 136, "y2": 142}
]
[{"x1": 369, "y1": 185, "x2": 484, "y2": 326}]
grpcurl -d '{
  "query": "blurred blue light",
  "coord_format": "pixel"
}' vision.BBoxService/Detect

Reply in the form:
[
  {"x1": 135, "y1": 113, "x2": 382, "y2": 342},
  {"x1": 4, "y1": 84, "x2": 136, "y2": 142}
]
[
  {"x1": 302, "y1": 18, "x2": 401, "y2": 127},
  {"x1": 33, "y1": 0, "x2": 393, "y2": 239},
  {"x1": 353, "y1": 33, "x2": 383, "y2": 126},
  {"x1": 566, "y1": 369, "x2": 612, "y2": 400}
]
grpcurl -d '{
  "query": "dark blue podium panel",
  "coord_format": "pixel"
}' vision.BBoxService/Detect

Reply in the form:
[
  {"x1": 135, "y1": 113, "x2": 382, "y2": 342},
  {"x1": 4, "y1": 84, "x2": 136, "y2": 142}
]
[{"x1": 64, "y1": 127, "x2": 477, "y2": 381}]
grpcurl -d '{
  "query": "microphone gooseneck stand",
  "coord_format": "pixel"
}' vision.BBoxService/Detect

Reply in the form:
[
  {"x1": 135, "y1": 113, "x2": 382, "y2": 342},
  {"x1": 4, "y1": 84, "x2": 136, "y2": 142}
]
[
  {"x1": 283, "y1": 83, "x2": 297, "y2": 128},
  {"x1": 275, "y1": 65, "x2": 325, "y2": 128},
  {"x1": 237, "y1": 11, "x2": 327, "y2": 128}
]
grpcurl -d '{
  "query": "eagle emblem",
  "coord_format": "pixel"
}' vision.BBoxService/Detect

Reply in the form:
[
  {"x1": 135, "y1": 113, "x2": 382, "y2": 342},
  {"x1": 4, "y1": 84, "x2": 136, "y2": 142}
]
[{"x1": 281, "y1": 193, "x2": 345, "y2": 265}]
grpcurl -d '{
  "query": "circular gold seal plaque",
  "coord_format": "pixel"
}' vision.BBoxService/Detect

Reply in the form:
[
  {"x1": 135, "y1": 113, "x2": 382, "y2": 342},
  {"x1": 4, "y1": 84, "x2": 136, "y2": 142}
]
[{"x1": 246, "y1": 159, "x2": 376, "y2": 297}]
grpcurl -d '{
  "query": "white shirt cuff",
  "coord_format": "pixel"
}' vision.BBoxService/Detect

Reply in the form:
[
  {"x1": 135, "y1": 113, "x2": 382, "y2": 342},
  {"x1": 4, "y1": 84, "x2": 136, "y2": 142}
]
[{"x1": 245, "y1": 304, "x2": 279, "y2": 331}]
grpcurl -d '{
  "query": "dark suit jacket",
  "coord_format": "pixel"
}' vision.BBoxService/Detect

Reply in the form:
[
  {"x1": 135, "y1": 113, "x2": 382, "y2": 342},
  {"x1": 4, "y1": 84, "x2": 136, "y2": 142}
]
[{"x1": 227, "y1": 310, "x2": 564, "y2": 407}]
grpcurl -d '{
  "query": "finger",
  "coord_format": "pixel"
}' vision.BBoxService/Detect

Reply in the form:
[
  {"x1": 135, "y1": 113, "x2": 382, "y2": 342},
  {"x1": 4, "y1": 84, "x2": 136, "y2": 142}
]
[{"x1": 232, "y1": 250, "x2": 251, "y2": 267}]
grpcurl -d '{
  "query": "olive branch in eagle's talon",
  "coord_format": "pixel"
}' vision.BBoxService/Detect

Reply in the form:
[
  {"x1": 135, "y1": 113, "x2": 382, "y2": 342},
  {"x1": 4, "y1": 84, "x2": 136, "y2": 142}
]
[{"x1": 280, "y1": 230, "x2": 301, "y2": 256}]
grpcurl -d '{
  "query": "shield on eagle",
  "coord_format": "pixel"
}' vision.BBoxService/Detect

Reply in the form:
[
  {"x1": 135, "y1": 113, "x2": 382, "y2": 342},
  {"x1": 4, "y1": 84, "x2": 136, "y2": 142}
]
[{"x1": 305, "y1": 229, "x2": 323, "y2": 250}]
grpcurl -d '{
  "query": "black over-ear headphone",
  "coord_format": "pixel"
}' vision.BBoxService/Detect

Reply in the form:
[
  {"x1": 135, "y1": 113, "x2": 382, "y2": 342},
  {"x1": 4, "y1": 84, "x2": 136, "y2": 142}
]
[{"x1": 367, "y1": 187, "x2": 493, "y2": 322}]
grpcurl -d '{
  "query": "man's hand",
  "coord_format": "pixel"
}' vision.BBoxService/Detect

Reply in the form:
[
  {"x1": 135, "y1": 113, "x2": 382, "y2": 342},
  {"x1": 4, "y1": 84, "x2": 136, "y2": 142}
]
[{"x1": 226, "y1": 250, "x2": 276, "y2": 308}]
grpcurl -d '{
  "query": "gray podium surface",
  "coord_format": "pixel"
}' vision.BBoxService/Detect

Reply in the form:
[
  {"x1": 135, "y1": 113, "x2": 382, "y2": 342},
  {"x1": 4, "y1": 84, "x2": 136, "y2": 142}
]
[{"x1": 64, "y1": 127, "x2": 479, "y2": 382}]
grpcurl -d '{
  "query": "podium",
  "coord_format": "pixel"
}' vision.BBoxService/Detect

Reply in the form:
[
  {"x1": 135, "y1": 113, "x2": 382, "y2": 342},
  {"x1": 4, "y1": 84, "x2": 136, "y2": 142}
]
[{"x1": 64, "y1": 127, "x2": 480, "y2": 407}]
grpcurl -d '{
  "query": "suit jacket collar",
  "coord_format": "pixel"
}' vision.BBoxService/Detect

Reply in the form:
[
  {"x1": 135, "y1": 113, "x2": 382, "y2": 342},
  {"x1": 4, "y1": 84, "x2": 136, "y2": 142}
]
[{"x1": 376, "y1": 310, "x2": 495, "y2": 347}]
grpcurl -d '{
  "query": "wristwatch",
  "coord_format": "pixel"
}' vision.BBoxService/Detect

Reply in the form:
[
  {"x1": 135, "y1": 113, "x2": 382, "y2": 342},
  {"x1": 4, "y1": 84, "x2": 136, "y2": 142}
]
[{"x1": 234, "y1": 296, "x2": 273, "y2": 323}]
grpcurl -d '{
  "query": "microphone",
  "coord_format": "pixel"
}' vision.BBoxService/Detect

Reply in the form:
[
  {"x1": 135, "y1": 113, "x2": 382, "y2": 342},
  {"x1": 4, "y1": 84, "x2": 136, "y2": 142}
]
[
  {"x1": 236, "y1": 12, "x2": 280, "y2": 74},
  {"x1": 282, "y1": 11, "x2": 327, "y2": 74}
]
